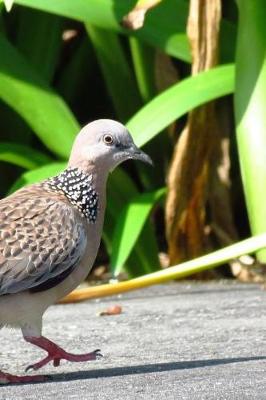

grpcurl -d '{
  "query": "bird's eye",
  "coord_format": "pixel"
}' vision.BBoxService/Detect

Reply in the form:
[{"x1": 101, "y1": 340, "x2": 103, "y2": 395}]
[{"x1": 103, "y1": 134, "x2": 114, "y2": 146}]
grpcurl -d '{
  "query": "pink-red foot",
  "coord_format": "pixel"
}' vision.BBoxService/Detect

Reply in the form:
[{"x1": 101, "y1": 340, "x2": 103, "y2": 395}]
[
  {"x1": 24, "y1": 336, "x2": 102, "y2": 372},
  {"x1": 0, "y1": 371, "x2": 47, "y2": 385}
]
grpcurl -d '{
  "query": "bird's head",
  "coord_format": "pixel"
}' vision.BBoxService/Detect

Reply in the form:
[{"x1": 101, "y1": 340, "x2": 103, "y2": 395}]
[{"x1": 68, "y1": 119, "x2": 152, "y2": 172}]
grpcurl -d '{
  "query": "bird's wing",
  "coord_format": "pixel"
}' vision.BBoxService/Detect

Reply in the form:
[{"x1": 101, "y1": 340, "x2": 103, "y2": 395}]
[{"x1": 0, "y1": 187, "x2": 87, "y2": 295}]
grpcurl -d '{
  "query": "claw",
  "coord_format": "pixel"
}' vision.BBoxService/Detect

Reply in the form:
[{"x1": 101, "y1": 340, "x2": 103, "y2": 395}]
[
  {"x1": 53, "y1": 358, "x2": 61, "y2": 367},
  {"x1": 25, "y1": 365, "x2": 33, "y2": 373},
  {"x1": 94, "y1": 349, "x2": 103, "y2": 359},
  {"x1": 24, "y1": 336, "x2": 103, "y2": 371}
]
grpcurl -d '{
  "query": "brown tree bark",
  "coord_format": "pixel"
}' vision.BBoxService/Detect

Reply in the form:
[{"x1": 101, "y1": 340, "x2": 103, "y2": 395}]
[{"x1": 166, "y1": 0, "x2": 222, "y2": 267}]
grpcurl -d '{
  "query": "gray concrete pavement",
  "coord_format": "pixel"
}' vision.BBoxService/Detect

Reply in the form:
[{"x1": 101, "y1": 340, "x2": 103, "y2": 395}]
[{"x1": 0, "y1": 281, "x2": 266, "y2": 399}]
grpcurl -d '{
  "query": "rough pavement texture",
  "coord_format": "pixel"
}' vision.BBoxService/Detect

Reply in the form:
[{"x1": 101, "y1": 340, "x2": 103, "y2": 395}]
[{"x1": 0, "y1": 281, "x2": 266, "y2": 399}]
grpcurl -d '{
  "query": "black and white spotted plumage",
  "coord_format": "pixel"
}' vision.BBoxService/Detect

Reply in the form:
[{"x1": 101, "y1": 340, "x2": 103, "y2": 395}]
[{"x1": 43, "y1": 167, "x2": 99, "y2": 223}]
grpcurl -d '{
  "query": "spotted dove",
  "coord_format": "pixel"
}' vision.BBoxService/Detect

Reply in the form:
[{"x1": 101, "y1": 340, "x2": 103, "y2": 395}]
[{"x1": 0, "y1": 119, "x2": 152, "y2": 384}]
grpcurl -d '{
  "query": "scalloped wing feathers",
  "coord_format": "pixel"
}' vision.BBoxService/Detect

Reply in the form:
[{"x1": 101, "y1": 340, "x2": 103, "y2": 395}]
[{"x1": 0, "y1": 185, "x2": 87, "y2": 295}]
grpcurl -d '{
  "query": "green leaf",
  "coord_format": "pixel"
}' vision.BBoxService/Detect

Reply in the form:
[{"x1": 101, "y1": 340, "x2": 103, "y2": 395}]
[
  {"x1": 106, "y1": 168, "x2": 160, "y2": 277},
  {"x1": 16, "y1": 8, "x2": 63, "y2": 82},
  {"x1": 86, "y1": 24, "x2": 141, "y2": 121},
  {"x1": 129, "y1": 37, "x2": 155, "y2": 102},
  {"x1": 111, "y1": 187, "x2": 166, "y2": 276},
  {"x1": 15, "y1": 0, "x2": 190, "y2": 61},
  {"x1": 14, "y1": 0, "x2": 237, "y2": 63},
  {"x1": 133, "y1": 0, "x2": 190, "y2": 62},
  {"x1": 235, "y1": 0, "x2": 266, "y2": 261},
  {"x1": 127, "y1": 64, "x2": 235, "y2": 147},
  {"x1": 0, "y1": 142, "x2": 51, "y2": 169},
  {"x1": 9, "y1": 162, "x2": 65, "y2": 193},
  {"x1": 57, "y1": 37, "x2": 94, "y2": 103},
  {"x1": 15, "y1": 0, "x2": 125, "y2": 29},
  {"x1": 0, "y1": 33, "x2": 78, "y2": 158}
]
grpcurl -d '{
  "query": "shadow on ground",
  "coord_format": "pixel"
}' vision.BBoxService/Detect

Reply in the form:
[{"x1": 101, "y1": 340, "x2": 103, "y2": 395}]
[{"x1": 6, "y1": 355, "x2": 266, "y2": 386}]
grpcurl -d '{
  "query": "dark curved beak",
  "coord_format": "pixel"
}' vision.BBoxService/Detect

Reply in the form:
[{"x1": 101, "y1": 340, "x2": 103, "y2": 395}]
[{"x1": 130, "y1": 144, "x2": 153, "y2": 166}]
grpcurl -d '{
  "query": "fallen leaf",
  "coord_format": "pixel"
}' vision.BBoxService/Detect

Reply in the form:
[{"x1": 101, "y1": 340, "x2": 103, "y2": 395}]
[{"x1": 98, "y1": 305, "x2": 122, "y2": 316}]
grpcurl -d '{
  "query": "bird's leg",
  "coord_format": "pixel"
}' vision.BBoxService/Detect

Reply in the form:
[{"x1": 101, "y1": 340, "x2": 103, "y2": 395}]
[
  {"x1": 0, "y1": 370, "x2": 47, "y2": 385},
  {"x1": 24, "y1": 336, "x2": 102, "y2": 371}
]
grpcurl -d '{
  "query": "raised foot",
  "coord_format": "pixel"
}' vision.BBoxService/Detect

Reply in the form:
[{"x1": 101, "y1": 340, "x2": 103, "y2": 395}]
[
  {"x1": 0, "y1": 371, "x2": 47, "y2": 385},
  {"x1": 24, "y1": 336, "x2": 103, "y2": 372}
]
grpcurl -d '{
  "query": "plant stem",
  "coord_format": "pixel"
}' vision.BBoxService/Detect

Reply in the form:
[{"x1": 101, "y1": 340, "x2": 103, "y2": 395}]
[
  {"x1": 234, "y1": 0, "x2": 266, "y2": 261},
  {"x1": 60, "y1": 233, "x2": 266, "y2": 303}
]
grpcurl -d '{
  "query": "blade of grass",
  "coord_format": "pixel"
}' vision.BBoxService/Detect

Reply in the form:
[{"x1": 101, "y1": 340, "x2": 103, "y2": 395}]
[
  {"x1": 107, "y1": 168, "x2": 160, "y2": 276},
  {"x1": 57, "y1": 37, "x2": 94, "y2": 104},
  {"x1": 129, "y1": 37, "x2": 155, "y2": 102},
  {"x1": 16, "y1": 8, "x2": 63, "y2": 82},
  {"x1": 111, "y1": 187, "x2": 166, "y2": 276},
  {"x1": 9, "y1": 162, "x2": 66, "y2": 193},
  {"x1": 234, "y1": 0, "x2": 266, "y2": 261},
  {"x1": 0, "y1": 142, "x2": 51, "y2": 169},
  {"x1": 127, "y1": 64, "x2": 235, "y2": 147}
]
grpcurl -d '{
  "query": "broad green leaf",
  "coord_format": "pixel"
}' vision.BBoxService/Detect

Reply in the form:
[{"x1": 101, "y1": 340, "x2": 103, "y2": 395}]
[
  {"x1": 111, "y1": 187, "x2": 166, "y2": 276},
  {"x1": 15, "y1": 0, "x2": 125, "y2": 29},
  {"x1": 86, "y1": 24, "x2": 141, "y2": 121},
  {"x1": 15, "y1": 0, "x2": 191, "y2": 61},
  {"x1": 127, "y1": 64, "x2": 235, "y2": 147},
  {"x1": 0, "y1": 142, "x2": 51, "y2": 169},
  {"x1": 0, "y1": 33, "x2": 78, "y2": 158}
]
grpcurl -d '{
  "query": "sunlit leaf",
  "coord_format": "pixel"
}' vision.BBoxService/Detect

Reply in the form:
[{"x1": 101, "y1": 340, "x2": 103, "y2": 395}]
[
  {"x1": 14, "y1": 0, "x2": 236, "y2": 63},
  {"x1": 235, "y1": 0, "x2": 266, "y2": 261},
  {"x1": 0, "y1": 34, "x2": 78, "y2": 158},
  {"x1": 4, "y1": 0, "x2": 14, "y2": 12},
  {"x1": 15, "y1": 0, "x2": 191, "y2": 62},
  {"x1": 127, "y1": 64, "x2": 235, "y2": 147}
]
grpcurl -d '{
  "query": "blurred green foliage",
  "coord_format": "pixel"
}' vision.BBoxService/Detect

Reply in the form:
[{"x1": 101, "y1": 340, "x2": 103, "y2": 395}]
[{"x1": 0, "y1": 0, "x2": 264, "y2": 278}]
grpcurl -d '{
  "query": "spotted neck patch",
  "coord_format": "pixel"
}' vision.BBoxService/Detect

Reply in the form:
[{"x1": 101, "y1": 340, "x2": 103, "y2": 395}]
[{"x1": 44, "y1": 167, "x2": 99, "y2": 223}]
